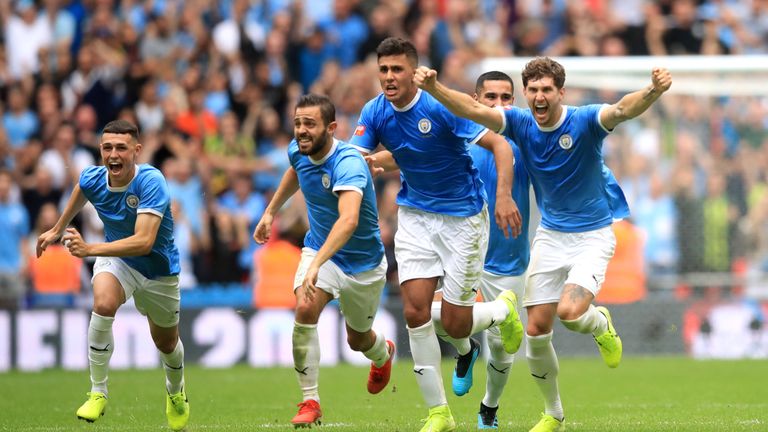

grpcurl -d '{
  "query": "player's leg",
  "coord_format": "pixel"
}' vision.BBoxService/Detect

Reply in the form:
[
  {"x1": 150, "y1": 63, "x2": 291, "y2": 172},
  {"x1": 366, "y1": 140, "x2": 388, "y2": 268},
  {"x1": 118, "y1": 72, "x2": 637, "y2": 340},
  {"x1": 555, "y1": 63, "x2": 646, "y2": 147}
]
[
  {"x1": 76, "y1": 258, "x2": 130, "y2": 422},
  {"x1": 438, "y1": 208, "x2": 523, "y2": 354},
  {"x1": 291, "y1": 248, "x2": 334, "y2": 427},
  {"x1": 134, "y1": 270, "x2": 188, "y2": 431},
  {"x1": 395, "y1": 207, "x2": 455, "y2": 431},
  {"x1": 430, "y1": 296, "x2": 478, "y2": 397},
  {"x1": 478, "y1": 273, "x2": 525, "y2": 429},
  {"x1": 147, "y1": 320, "x2": 189, "y2": 431},
  {"x1": 524, "y1": 229, "x2": 568, "y2": 431},
  {"x1": 526, "y1": 302, "x2": 564, "y2": 431},
  {"x1": 557, "y1": 226, "x2": 621, "y2": 368},
  {"x1": 337, "y1": 257, "x2": 394, "y2": 394}
]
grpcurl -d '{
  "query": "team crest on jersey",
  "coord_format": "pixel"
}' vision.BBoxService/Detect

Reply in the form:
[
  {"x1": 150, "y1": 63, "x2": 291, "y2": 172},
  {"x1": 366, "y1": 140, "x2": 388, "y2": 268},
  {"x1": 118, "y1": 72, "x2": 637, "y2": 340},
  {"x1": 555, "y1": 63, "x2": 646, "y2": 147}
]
[
  {"x1": 126, "y1": 194, "x2": 139, "y2": 208},
  {"x1": 558, "y1": 134, "x2": 574, "y2": 150},
  {"x1": 354, "y1": 125, "x2": 366, "y2": 136},
  {"x1": 418, "y1": 118, "x2": 432, "y2": 134},
  {"x1": 321, "y1": 174, "x2": 331, "y2": 189}
]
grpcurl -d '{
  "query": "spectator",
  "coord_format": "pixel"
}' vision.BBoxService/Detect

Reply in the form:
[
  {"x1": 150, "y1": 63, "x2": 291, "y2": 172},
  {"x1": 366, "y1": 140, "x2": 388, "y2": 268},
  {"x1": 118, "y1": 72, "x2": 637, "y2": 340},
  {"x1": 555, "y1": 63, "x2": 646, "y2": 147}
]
[
  {"x1": 27, "y1": 202, "x2": 82, "y2": 297},
  {"x1": 3, "y1": 0, "x2": 52, "y2": 80},
  {"x1": 0, "y1": 169, "x2": 29, "y2": 309}
]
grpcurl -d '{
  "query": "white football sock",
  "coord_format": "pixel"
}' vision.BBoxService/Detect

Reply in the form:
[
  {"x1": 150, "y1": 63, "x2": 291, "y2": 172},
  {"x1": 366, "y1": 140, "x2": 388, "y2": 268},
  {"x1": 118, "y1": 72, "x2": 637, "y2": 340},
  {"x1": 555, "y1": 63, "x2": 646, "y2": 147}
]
[
  {"x1": 408, "y1": 321, "x2": 447, "y2": 408},
  {"x1": 363, "y1": 331, "x2": 390, "y2": 367},
  {"x1": 431, "y1": 301, "x2": 471, "y2": 355},
  {"x1": 88, "y1": 312, "x2": 114, "y2": 396},
  {"x1": 160, "y1": 338, "x2": 185, "y2": 394},
  {"x1": 293, "y1": 322, "x2": 320, "y2": 402},
  {"x1": 483, "y1": 328, "x2": 514, "y2": 408},
  {"x1": 526, "y1": 332, "x2": 563, "y2": 421},
  {"x1": 471, "y1": 299, "x2": 510, "y2": 335},
  {"x1": 561, "y1": 304, "x2": 608, "y2": 335}
]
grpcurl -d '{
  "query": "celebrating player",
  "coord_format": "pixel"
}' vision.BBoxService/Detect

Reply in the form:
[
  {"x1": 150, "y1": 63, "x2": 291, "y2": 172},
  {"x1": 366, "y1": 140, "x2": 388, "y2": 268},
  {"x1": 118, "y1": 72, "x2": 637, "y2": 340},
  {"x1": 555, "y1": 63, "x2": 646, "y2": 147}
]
[
  {"x1": 36, "y1": 120, "x2": 189, "y2": 431},
  {"x1": 253, "y1": 94, "x2": 394, "y2": 428},
  {"x1": 351, "y1": 37, "x2": 524, "y2": 432},
  {"x1": 415, "y1": 57, "x2": 671, "y2": 431}
]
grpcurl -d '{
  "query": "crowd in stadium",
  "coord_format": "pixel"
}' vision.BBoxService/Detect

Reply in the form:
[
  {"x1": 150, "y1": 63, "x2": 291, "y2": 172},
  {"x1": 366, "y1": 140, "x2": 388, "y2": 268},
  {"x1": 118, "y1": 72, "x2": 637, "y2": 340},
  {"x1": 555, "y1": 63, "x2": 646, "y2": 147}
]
[{"x1": 1, "y1": 0, "x2": 767, "y2": 309}]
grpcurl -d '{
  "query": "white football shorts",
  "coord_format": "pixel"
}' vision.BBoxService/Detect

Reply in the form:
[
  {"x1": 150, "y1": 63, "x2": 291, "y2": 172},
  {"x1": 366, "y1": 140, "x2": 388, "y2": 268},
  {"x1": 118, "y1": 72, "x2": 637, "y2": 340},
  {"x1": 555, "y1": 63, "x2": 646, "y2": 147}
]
[
  {"x1": 395, "y1": 205, "x2": 489, "y2": 307},
  {"x1": 293, "y1": 248, "x2": 387, "y2": 333},
  {"x1": 524, "y1": 225, "x2": 616, "y2": 307},
  {"x1": 92, "y1": 256, "x2": 181, "y2": 328}
]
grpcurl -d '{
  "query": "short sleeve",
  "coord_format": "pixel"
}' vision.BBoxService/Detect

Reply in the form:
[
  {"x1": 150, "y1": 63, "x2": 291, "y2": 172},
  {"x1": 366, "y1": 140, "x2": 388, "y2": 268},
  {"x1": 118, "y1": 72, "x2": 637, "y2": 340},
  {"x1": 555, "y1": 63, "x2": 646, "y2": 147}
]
[
  {"x1": 348, "y1": 102, "x2": 378, "y2": 154},
  {"x1": 441, "y1": 104, "x2": 488, "y2": 144},
  {"x1": 137, "y1": 170, "x2": 170, "y2": 218},
  {"x1": 332, "y1": 152, "x2": 368, "y2": 195}
]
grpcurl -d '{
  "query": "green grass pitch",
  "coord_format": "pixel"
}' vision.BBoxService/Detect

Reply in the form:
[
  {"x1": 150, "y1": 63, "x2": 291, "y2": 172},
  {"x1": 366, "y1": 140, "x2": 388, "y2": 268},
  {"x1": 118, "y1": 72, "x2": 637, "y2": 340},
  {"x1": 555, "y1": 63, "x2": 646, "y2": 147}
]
[{"x1": 1, "y1": 357, "x2": 766, "y2": 431}]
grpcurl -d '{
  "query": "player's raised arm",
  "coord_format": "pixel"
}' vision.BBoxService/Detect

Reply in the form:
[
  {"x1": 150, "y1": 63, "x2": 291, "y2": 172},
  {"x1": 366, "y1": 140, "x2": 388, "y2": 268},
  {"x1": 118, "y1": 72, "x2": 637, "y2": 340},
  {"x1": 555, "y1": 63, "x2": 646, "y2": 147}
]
[
  {"x1": 36, "y1": 183, "x2": 88, "y2": 257},
  {"x1": 253, "y1": 167, "x2": 300, "y2": 244},
  {"x1": 415, "y1": 66, "x2": 505, "y2": 132},
  {"x1": 476, "y1": 131, "x2": 522, "y2": 239},
  {"x1": 600, "y1": 67, "x2": 672, "y2": 131}
]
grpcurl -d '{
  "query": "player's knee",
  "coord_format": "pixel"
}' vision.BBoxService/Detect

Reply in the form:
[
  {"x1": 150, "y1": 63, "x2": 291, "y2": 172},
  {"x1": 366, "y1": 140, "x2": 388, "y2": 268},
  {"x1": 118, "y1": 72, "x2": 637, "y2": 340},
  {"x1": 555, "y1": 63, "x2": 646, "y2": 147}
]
[
  {"x1": 442, "y1": 318, "x2": 470, "y2": 339},
  {"x1": 526, "y1": 320, "x2": 552, "y2": 336},
  {"x1": 556, "y1": 302, "x2": 584, "y2": 321},
  {"x1": 92, "y1": 300, "x2": 119, "y2": 317},
  {"x1": 403, "y1": 304, "x2": 431, "y2": 328},
  {"x1": 294, "y1": 302, "x2": 320, "y2": 323}
]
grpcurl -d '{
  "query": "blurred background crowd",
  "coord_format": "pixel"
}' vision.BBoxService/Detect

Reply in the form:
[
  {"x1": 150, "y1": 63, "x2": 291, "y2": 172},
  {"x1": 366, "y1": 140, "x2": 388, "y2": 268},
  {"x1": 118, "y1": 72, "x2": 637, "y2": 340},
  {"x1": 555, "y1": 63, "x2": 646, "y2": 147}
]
[{"x1": 1, "y1": 0, "x2": 767, "y2": 311}]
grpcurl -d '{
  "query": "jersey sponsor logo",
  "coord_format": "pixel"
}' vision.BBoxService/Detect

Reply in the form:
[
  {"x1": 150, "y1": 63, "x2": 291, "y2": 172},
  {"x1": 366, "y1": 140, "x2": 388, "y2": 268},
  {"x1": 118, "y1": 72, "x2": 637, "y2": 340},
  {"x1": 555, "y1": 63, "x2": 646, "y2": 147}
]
[
  {"x1": 558, "y1": 134, "x2": 573, "y2": 150},
  {"x1": 354, "y1": 125, "x2": 366, "y2": 136},
  {"x1": 321, "y1": 173, "x2": 331, "y2": 189},
  {"x1": 126, "y1": 194, "x2": 139, "y2": 208},
  {"x1": 417, "y1": 118, "x2": 432, "y2": 134}
]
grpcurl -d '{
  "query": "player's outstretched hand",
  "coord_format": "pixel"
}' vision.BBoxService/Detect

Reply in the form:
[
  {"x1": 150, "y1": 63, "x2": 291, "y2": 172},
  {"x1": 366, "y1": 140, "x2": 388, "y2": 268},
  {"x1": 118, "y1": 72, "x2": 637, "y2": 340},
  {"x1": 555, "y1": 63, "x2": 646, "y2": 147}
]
[
  {"x1": 36, "y1": 228, "x2": 64, "y2": 257},
  {"x1": 62, "y1": 227, "x2": 89, "y2": 258},
  {"x1": 413, "y1": 66, "x2": 438, "y2": 90},
  {"x1": 495, "y1": 195, "x2": 522, "y2": 239},
  {"x1": 253, "y1": 213, "x2": 273, "y2": 244},
  {"x1": 365, "y1": 155, "x2": 385, "y2": 178},
  {"x1": 651, "y1": 68, "x2": 672, "y2": 93}
]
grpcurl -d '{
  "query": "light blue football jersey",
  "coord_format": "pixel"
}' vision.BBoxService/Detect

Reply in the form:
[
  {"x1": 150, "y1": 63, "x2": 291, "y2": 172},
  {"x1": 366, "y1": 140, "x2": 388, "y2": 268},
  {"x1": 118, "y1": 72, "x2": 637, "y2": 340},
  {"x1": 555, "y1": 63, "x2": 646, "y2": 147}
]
[
  {"x1": 499, "y1": 104, "x2": 630, "y2": 232},
  {"x1": 79, "y1": 164, "x2": 180, "y2": 279},
  {"x1": 289, "y1": 138, "x2": 384, "y2": 275},
  {"x1": 350, "y1": 89, "x2": 488, "y2": 217},
  {"x1": 470, "y1": 139, "x2": 531, "y2": 276}
]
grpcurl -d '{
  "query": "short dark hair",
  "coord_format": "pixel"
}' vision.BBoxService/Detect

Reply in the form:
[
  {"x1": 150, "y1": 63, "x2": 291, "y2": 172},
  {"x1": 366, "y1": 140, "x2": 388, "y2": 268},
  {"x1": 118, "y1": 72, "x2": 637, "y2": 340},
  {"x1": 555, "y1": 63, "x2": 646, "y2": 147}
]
[
  {"x1": 475, "y1": 71, "x2": 514, "y2": 94},
  {"x1": 376, "y1": 37, "x2": 418, "y2": 67},
  {"x1": 102, "y1": 120, "x2": 140, "y2": 141},
  {"x1": 295, "y1": 94, "x2": 336, "y2": 126},
  {"x1": 521, "y1": 57, "x2": 566, "y2": 89}
]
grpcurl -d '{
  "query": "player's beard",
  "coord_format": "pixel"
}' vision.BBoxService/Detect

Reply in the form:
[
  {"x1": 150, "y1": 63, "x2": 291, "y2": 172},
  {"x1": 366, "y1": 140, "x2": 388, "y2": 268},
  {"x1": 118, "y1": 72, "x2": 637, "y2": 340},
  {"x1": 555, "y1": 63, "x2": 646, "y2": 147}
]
[{"x1": 298, "y1": 133, "x2": 330, "y2": 157}]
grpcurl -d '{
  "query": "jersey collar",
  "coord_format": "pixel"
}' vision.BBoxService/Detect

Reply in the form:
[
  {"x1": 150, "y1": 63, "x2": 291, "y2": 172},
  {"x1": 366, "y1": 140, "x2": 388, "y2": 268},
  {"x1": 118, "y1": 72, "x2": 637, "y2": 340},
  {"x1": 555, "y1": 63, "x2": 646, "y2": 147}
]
[
  {"x1": 536, "y1": 105, "x2": 568, "y2": 132},
  {"x1": 309, "y1": 138, "x2": 339, "y2": 165},
  {"x1": 106, "y1": 164, "x2": 142, "y2": 192},
  {"x1": 390, "y1": 89, "x2": 422, "y2": 112}
]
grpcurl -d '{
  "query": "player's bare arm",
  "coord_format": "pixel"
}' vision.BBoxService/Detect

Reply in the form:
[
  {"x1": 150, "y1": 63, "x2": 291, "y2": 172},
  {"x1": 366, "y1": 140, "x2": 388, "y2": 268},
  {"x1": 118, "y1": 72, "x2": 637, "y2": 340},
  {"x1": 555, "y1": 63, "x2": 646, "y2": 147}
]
[
  {"x1": 600, "y1": 67, "x2": 672, "y2": 130},
  {"x1": 66, "y1": 213, "x2": 162, "y2": 258},
  {"x1": 301, "y1": 190, "x2": 363, "y2": 302},
  {"x1": 36, "y1": 184, "x2": 88, "y2": 257},
  {"x1": 253, "y1": 167, "x2": 300, "y2": 244},
  {"x1": 477, "y1": 131, "x2": 522, "y2": 239},
  {"x1": 414, "y1": 66, "x2": 505, "y2": 132}
]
